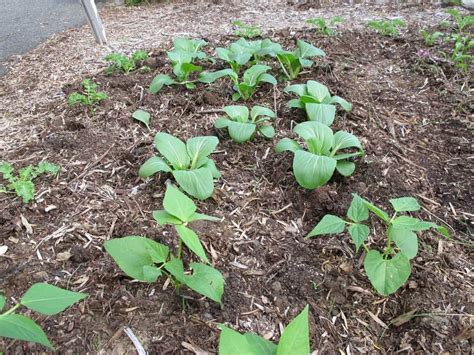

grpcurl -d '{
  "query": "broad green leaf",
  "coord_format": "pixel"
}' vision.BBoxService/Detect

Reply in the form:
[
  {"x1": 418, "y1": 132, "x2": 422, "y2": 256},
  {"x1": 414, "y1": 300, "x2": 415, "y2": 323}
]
[
  {"x1": 388, "y1": 227, "x2": 418, "y2": 260},
  {"x1": 389, "y1": 197, "x2": 421, "y2": 212},
  {"x1": 306, "y1": 81, "x2": 330, "y2": 102},
  {"x1": 348, "y1": 224, "x2": 370, "y2": 252},
  {"x1": 391, "y1": 216, "x2": 437, "y2": 231},
  {"x1": 163, "y1": 185, "x2": 196, "y2": 222},
  {"x1": 104, "y1": 236, "x2": 169, "y2": 282},
  {"x1": 200, "y1": 158, "x2": 221, "y2": 178},
  {"x1": 294, "y1": 121, "x2": 334, "y2": 155},
  {"x1": 223, "y1": 105, "x2": 249, "y2": 123},
  {"x1": 154, "y1": 132, "x2": 190, "y2": 170},
  {"x1": 275, "y1": 138, "x2": 301, "y2": 153},
  {"x1": 243, "y1": 65, "x2": 271, "y2": 86},
  {"x1": 347, "y1": 194, "x2": 369, "y2": 222},
  {"x1": 0, "y1": 314, "x2": 53, "y2": 349},
  {"x1": 20, "y1": 283, "x2": 87, "y2": 316},
  {"x1": 305, "y1": 103, "x2": 336, "y2": 126},
  {"x1": 293, "y1": 150, "x2": 336, "y2": 189},
  {"x1": 306, "y1": 214, "x2": 346, "y2": 238},
  {"x1": 164, "y1": 257, "x2": 186, "y2": 283},
  {"x1": 11, "y1": 180, "x2": 34, "y2": 203},
  {"x1": 227, "y1": 121, "x2": 256, "y2": 143},
  {"x1": 132, "y1": 109, "x2": 151, "y2": 129},
  {"x1": 175, "y1": 224, "x2": 209, "y2": 263},
  {"x1": 173, "y1": 167, "x2": 214, "y2": 200},
  {"x1": 138, "y1": 156, "x2": 171, "y2": 178},
  {"x1": 335, "y1": 160, "x2": 355, "y2": 176},
  {"x1": 276, "y1": 305, "x2": 310, "y2": 355},
  {"x1": 283, "y1": 84, "x2": 307, "y2": 96},
  {"x1": 0, "y1": 295, "x2": 5, "y2": 310},
  {"x1": 188, "y1": 212, "x2": 221, "y2": 223},
  {"x1": 299, "y1": 58, "x2": 314, "y2": 68},
  {"x1": 149, "y1": 74, "x2": 175, "y2": 94},
  {"x1": 364, "y1": 250, "x2": 411, "y2": 296},
  {"x1": 142, "y1": 265, "x2": 162, "y2": 282},
  {"x1": 296, "y1": 40, "x2": 326, "y2": 58},
  {"x1": 187, "y1": 136, "x2": 219, "y2": 165},
  {"x1": 215, "y1": 118, "x2": 232, "y2": 129},
  {"x1": 287, "y1": 99, "x2": 304, "y2": 109},
  {"x1": 218, "y1": 326, "x2": 277, "y2": 355},
  {"x1": 330, "y1": 96, "x2": 352, "y2": 111},
  {"x1": 152, "y1": 210, "x2": 182, "y2": 225},
  {"x1": 361, "y1": 198, "x2": 390, "y2": 222},
  {"x1": 333, "y1": 131, "x2": 362, "y2": 151},
  {"x1": 258, "y1": 125, "x2": 275, "y2": 139},
  {"x1": 259, "y1": 73, "x2": 277, "y2": 86},
  {"x1": 251, "y1": 106, "x2": 276, "y2": 121},
  {"x1": 199, "y1": 69, "x2": 237, "y2": 84},
  {"x1": 183, "y1": 262, "x2": 225, "y2": 304}
]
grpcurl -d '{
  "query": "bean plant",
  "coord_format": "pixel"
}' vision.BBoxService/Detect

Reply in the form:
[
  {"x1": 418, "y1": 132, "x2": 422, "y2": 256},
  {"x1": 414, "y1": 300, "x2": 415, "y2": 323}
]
[
  {"x1": 105, "y1": 185, "x2": 224, "y2": 304},
  {"x1": 367, "y1": 19, "x2": 406, "y2": 37},
  {"x1": 307, "y1": 195, "x2": 449, "y2": 296},
  {"x1": 0, "y1": 283, "x2": 87, "y2": 349},
  {"x1": 214, "y1": 105, "x2": 276, "y2": 143},
  {"x1": 285, "y1": 80, "x2": 352, "y2": 125},
  {"x1": 0, "y1": 161, "x2": 60, "y2": 203},
  {"x1": 139, "y1": 133, "x2": 220, "y2": 200},
  {"x1": 275, "y1": 121, "x2": 363, "y2": 189},
  {"x1": 68, "y1": 79, "x2": 108, "y2": 108},
  {"x1": 276, "y1": 40, "x2": 326, "y2": 80},
  {"x1": 306, "y1": 16, "x2": 344, "y2": 36},
  {"x1": 219, "y1": 305, "x2": 310, "y2": 354},
  {"x1": 104, "y1": 50, "x2": 149, "y2": 74}
]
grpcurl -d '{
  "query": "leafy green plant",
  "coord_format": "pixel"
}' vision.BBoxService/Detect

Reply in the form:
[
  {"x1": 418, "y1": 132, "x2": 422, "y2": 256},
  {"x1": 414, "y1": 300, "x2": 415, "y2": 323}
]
[
  {"x1": 0, "y1": 283, "x2": 87, "y2": 349},
  {"x1": 275, "y1": 121, "x2": 363, "y2": 189},
  {"x1": 214, "y1": 105, "x2": 276, "y2": 143},
  {"x1": 68, "y1": 79, "x2": 108, "y2": 107},
  {"x1": 0, "y1": 161, "x2": 60, "y2": 203},
  {"x1": 219, "y1": 305, "x2": 310, "y2": 354},
  {"x1": 172, "y1": 38, "x2": 208, "y2": 60},
  {"x1": 232, "y1": 20, "x2": 262, "y2": 38},
  {"x1": 105, "y1": 185, "x2": 224, "y2": 304},
  {"x1": 276, "y1": 40, "x2": 326, "y2": 80},
  {"x1": 306, "y1": 16, "x2": 344, "y2": 36},
  {"x1": 284, "y1": 80, "x2": 352, "y2": 125},
  {"x1": 367, "y1": 19, "x2": 406, "y2": 37},
  {"x1": 139, "y1": 133, "x2": 220, "y2": 200},
  {"x1": 446, "y1": 9, "x2": 474, "y2": 33},
  {"x1": 420, "y1": 29, "x2": 444, "y2": 46},
  {"x1": 449, "y1": 34, "x2": 474, "y2": 71},
  {"x1": 104, "y1": 50, "x2": 149, "y2": 74},
  {"x1": 306, "y1": 195, "x2": 449, "y2": 296},
  {"x1": 132, "y1": 109, "x2": 151, "y2": 130}
]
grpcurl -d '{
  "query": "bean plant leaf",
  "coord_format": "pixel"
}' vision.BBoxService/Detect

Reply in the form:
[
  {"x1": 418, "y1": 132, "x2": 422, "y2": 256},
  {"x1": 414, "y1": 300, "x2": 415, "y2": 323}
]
[
  {"x1": 163, "y1": 185, "x2": 196, "y2": 222},
  {"x1": 293, "y1": 150, "x2": 336, "y2": 189},
  {"x1": 149, "y1": 74, "x2": 175, "y2": 93},
  {"x1": 138, "y1": 156, "x2": 171, "y2": 178},
  {"x1": 306, "y1": 214, "x2": 346, "y2": 238},
  {"x1": 388, "y1": 226, "x2": 418, "y2": 260},
  {"x1": 276, "y1": 305, "x2": 310, "y2": 355},
  {"x1": 348, "y1": 223, "x2": 370, "y2": 252},
  {"x1": 361, "y1": 198, "x2": 390, "y2": 222},
  {"x1": 188, "y1": 212, "x2": 221, "y2": 223},
  {"x1": 389, "y1": 197, "x2": 421, "y2": 212},
  {"x1": 152, "y1": 210, "x2": 182, "y2": 225},
  {"x1": 154, "y1": 132, "x2": 190, "y2": 170},
  {"x1": 305, "y1": 103, "x2": 336, "y2": 125},
  {"x1": 132, "y1": 109, "x2": 151, "y2": 129},
  {"x1": 0, "y1": 314, "x2": 53, "y2": 349},
  {"x1": 175, "y1": 224, "x2": 209, "y2": 263},
  {"x1": 347, "y1": 194, "x2": 369, "y2": 222},
  {"x1": 20, "y1": 283, "x2": 87, "y2": 316},
  {"x1": 218, "y1": 326, "x2": 277, "y2": 355},
  {"x1": 173, "y1": 168, "x2": 214, "y2": 200},
  {"x1": 364, "y1": 250, "x2": 411, "y2": 296},
  {"x1": 391, "y1": 216, "x2": 437, "y2": 231}
]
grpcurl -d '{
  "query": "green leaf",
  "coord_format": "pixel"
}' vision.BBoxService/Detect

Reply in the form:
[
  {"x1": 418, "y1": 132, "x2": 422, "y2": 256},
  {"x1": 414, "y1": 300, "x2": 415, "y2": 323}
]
[
  {"x1": 227, "y1": 122, "x2": 256, "y2": 143},
  {"x1": 218, "y1": 326, "x2": 277, "y2": 355},
  {"x1": 215, "y1": 118, "x2": 232, "y2": 129},
  {"x1": 163, "y1": 185, "x2": 196, "y2": 222},
  {"x1": 201, "y1": 158, "x2": 221, "y2": 178},
  {"x1": 364, "y1": 250, "x2": 411, "y2": 296},
  {"x1": 293, "y1": 150, "x2": 336, "y2": 189},
  {"x1": 142, "y1": 265, "x2": 162, "y2": 282},
  {"x1": 152, "y1": 210, "x2": 182, "y2": 225},
  {"x1": 0, "y1": 314, "x2": 53, "y2": 349},
  {"x1": 361, "y1": 198, "x2": 390, "y2": 222},
  {"x1": 188, "y1": 212, "x2": 221, "y2": 223},
  {"x1": 335, "y1": 160, "x2": 355, "y2": 177},
  {"x1": 283, "y1": 84, "x2": 306, "y2": 96},
  {"x1": 243, "y1": 65, "x2": 272, "y2": 86},
  {"x1": 275, "y1": 138, "x2": 301, "y2": 153},
  {"x1": 183, "y1": 262, "x2": 224, "y2": 304},
  {"x1": 306, "y1": 214, "x2": 346, "y2": 238},
  {"x1": 348, "y1": 224, "x2": 370, "y2": 252},
  {"x1": 20, "y1": 283, "x2": 87, "y2": 316},
  {"x1": 305, "y1": 103, "x2": 336, "y2": 125},
  {"x1": 330, "y1": 96, "x2": 352, "y2": 111},
  {"x1": 0, "y1": 162, "x2": 14, "y2": 179},
  {"x1": 389, "y1": 197, "x2": 421, "y2": 212},
  {"x1": 347, "y1": 194, "x2": 369, "y2": 222},
  {"x1": 154, "y1": 132, "x2": 190, "y2": 170},
  {"x1": 199, "y1": 69, "x2": 237, "y2": 84},
  {"x1": 296, "y1": 40, "x2": 326, "y2": 58},
  {"x1": 333, "y1": 131, "x2": 362, "y2": 152},
  {"x1": 306, "y1": 81, "x2": 330, "y2": 102},
  {"x1": 0, "y1": 295, "x2": 5, "y2": 310},
  {"x1": 132, "y1": 109, "x2": 151, "y2": 129},
  {"x1": 223, "y1": 105, "x2": 249, "y2": 122},
  {"x1": 164, "y1": 257, "x2": 186, "y2": 284},
  {"x1": 104, "y1": 236, "x2": 169, "y2": 282},
  {"x1": 258, "y1": 125, "x2": 275, "y2": 139},
  {"x1": 149, "y1": 74, "x2": 175, "y2": 93},
  {"x1": 138, "y1": 156, "x2": 171, "y2": 178},
  {"x1": 187, "y1": 136, "x2": 219, "y2": 164},
  {"x1": 175, "y1": 225, "x2": 209, "y2": 263},
  {"x1": 10, "y1": 180, "x2": 35, "y2": 203},
  {"x1": 391, "y1": 216, "x2": 437, "y2": 231},
  {"x1": 388, "y1": 227, "x2": 418, "y2": 260},
  {"x1": 33, "y1": 162, "x2": 60, "y2": 177},
  {"x1": 294, "y1": 121, "x2": 334, "y2": 155},
  {"x1": 173, "y1": 168, "x2": 215, "y2": 200},
  {"x1": 251, "y1": 106, "x2": 275, "y2": 121},
  {"x1": 259, "y1": 73, "x2": 277, "y2": 86},
  {"x1": 276, "y1": 305, "x2": 310, "y2": 355}
]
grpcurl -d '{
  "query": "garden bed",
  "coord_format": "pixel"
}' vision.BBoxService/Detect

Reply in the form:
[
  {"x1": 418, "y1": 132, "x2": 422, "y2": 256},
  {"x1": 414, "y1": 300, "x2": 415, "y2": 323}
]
[{"x1": 0, "y1": 15, "x2": 472, "y2": 354}]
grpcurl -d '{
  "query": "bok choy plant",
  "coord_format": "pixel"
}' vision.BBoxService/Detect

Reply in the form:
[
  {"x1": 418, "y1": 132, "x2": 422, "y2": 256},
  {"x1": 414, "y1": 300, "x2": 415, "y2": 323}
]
[
  {"x1": 284, "y1": 80, "x2": 352, "y2": 125},
  {"x1": 306, "y1": 195, "x2": 449, "y2": 296},
  {"x1": 139, "y1": 133, "x2": 220, "y2": 200},
  {"x1": 214, "y1": 105, "x2": 276, "y2": 143},
  {"x1": 275, "y1": 121, "x2": 363, "y2": 189},
  {"x1": 105, "y1": 185, "x2": 224, "y2": 304},
  {"x1": 276, "y1": 40, "x2": 325, "y2": 80}
]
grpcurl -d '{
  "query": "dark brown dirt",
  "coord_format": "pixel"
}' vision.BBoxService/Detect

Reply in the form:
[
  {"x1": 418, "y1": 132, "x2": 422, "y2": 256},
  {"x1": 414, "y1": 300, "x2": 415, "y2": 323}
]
[{"x1": 0, "y1": 23, "x2": 472, "y2": 354}]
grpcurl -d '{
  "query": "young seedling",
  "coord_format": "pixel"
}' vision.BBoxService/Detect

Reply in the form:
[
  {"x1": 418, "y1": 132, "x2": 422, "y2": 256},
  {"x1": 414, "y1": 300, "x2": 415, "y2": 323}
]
[
  {"x1": 0, "y1": 283, "x2": 87, "y2": 349},
  {"x1": 219, "y1": 305, "x2": 310, "y2": 354},
  {"x1": 367, "y1": 19, "x2": 406, "y2": 37},
  {"x1": 420, "y1": 29, "x2": 444, "y2": 47},
  {"x1": 275, "y1": 121, "x2": 364, "y2": 189},
  {"x1": 446, "y1": 9, "x2": 474, "y2": 33},
  {"x1": 449, "y1": 34, "x2": 474, "y2": 71},
  {"x1": 306, "y1": 16, "x2": 344, "y2": 36},
  {"x1": 306, "y1": 195, "x2": 449, "y2": 296},
  {"x1": 284, "y1": 80, "x2": 352, "y2": 125},
  {"x1": 232, "y1": 20, "x2": 262, "y2": 38},
  {"x1": 68, "y1": 79, "x2": 108, "y2": 108},
  {"x1": 104, "y1": 185, "x2": 224, "y2": 304},
  {"x1": 0, "y1": 161, "x2": 60, "y2": 203},
  {"x1": 172, "y1": 38, "x2": 208, "y2": 60},
  {"x1": 132, "y1": 109, "x2": 151, "y2": 130},
  {"x1": 214, "y1": 105, "x2": 276, "y2": 143},
  {"x1": 276, "y1": 40, "x2": 326, "y2": 80},
  {"x1": 104, "y1": 50, "x2": 149, "y2": 74},
  {"x1": 139, "y1": 133, "x2": 220, "y2": 200}
]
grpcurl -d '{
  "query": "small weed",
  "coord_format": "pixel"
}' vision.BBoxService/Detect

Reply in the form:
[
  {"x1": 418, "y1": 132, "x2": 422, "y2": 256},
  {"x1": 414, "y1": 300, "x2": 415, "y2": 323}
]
[
  {"x1": 306, "y1": 16, "x2": 344, "y2": 36},
  {"x1": 104, "y1": 50, "x2": 149, "y2": 74},
  {"x1": 232, "y1": 20, "x2": 262, "y2": 38},
  {"x1": 368, "y1": 18, "x2": 406, "y2": 37},
  {"x1": 68, "y1": 79, "x2": 108, "y2": 108}
]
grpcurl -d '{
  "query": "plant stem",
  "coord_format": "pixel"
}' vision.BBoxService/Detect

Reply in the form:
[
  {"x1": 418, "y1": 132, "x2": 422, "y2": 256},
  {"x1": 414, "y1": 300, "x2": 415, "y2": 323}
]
[
  {"x1": 177, "y1": 238, "x2": 183, "y2": 260},
  {"x1": 0, "y1": 303, "x2": 21, "y2": 317}
]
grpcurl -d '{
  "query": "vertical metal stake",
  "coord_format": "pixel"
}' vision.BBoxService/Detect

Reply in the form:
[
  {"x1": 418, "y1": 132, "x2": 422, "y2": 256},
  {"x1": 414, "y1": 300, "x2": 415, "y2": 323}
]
[{"x1": 80, "y1": 0, "x2": 107, "y2": 45}]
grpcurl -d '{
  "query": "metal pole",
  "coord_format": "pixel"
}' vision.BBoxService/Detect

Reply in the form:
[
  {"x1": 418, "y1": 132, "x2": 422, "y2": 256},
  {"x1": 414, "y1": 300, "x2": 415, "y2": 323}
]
[{"x1": 80, "y1": 0, "x2": 107, "y2": 45}]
